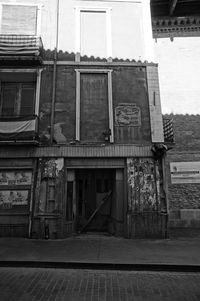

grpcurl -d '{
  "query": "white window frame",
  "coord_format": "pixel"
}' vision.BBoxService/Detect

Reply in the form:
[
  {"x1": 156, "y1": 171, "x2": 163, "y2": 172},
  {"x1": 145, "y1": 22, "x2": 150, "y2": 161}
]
[
  {"x1": 75, "y1": 69, "x2": 114, "y2": 143},
  {"x1": 0, "y1": 68, "x2": 42, "y2": 117},
  {"x1": 0, "y1": 2, "x2": 43, "y2": 36},
  {"x1": 75, "y1": 6, "x2": 112, "y2": 62}
]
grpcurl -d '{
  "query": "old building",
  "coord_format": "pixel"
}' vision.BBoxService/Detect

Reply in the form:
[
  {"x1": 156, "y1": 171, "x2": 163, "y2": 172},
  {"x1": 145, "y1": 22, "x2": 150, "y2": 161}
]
[{"x1": 0, "y1": 0, "x2": 170, "y2": 239}]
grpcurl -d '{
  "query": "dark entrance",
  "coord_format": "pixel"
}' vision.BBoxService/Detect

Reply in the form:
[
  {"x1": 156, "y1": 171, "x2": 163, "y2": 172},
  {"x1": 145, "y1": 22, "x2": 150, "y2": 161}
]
[{"x1": 76, "y1": 169, "x2": 115, "y2": 233}]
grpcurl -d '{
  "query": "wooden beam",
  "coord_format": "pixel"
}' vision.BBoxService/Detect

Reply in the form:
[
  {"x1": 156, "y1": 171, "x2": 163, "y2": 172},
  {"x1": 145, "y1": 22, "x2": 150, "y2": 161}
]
[{"x1": 169, "y1": 0, "x2": 178, "y2": 16}]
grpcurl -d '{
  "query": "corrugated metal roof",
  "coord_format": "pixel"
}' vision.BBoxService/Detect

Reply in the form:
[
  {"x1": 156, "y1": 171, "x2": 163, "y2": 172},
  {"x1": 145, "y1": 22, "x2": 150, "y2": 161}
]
[{"x1": 0, "y1": 145, "x2": 153, "y2": 158}]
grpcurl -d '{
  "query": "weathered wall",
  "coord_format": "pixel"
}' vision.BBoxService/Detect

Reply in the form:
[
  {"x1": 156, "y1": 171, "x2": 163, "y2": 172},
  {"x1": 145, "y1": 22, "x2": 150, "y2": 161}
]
[
  {"x1": 38, "y1": 65, "x2": 152, "y2": 145},
  {"x1": 127, "y1": 158, "x2": 167, "y2": 238},
  {"x1": 113, "y1": 66, "x2": 151, "y2": 143}
]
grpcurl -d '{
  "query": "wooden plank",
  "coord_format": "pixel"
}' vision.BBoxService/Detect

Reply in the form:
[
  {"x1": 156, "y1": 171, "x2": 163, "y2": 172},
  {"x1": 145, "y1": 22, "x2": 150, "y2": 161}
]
[
  {"x1": 66, "y1": 158, "x2": 125, "y2": 168},
  {"x1": 0, "y1": 145, "x2": 153, "y2": 158},
  {"x1": 169, "y1": 0, "x2": 178, "y2": 16},
  {"x1": 80, "y1": 190, "x2": 112, "y2": 233}
]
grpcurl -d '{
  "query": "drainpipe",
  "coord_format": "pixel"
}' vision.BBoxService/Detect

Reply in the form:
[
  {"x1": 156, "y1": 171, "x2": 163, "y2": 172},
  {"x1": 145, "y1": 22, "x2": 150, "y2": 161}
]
[{"x1": 50, "y1": 0, "x2": 60, "y2": 143}]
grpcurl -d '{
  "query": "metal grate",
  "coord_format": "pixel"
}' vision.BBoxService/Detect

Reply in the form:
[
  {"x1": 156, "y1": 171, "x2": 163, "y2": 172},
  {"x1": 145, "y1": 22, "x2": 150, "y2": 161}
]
[{"x1": 163, "y1": 117, "x2": 175, "y2": 143}]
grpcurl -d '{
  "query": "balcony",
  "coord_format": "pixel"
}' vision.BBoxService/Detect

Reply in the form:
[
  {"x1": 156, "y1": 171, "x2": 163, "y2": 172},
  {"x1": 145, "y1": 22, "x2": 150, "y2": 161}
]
[
  {"x1": 0, "y1": 115, "x2": 39, "y2": 145},
  {"x1": 163, "y1": 117, "x2": 175, "y2": 144},
  {"x1": 0, "y1": 35, "x2": 43, "y2": 65}
]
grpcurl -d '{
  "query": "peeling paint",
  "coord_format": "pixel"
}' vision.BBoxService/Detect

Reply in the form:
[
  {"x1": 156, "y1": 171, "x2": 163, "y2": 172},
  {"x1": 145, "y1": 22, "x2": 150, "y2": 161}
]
[
  {"x1": 55, "y1": 158, "x2": 64, "y2": 174},
  {"x1": 53, "y1": 123, "x2": 67, "y2": 143},
  {"x1": 127, "y1": 158, "x2": 159, "y2": 212}
]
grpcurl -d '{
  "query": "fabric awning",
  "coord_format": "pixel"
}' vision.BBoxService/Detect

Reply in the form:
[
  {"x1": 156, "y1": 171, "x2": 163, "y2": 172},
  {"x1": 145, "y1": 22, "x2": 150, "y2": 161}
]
[
  {"x1": 0, "y1": 35, "x2": 43, "y2": 56},
  {"x1": 0, "y1": 116, "x2": 37, "y2": 140}
]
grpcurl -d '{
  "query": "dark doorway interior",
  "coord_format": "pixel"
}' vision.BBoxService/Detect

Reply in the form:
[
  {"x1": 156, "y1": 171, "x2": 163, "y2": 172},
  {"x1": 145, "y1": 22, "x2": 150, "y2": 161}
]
[{"x1": 76, "y1": 169, "x2": 115, "y2": 233}]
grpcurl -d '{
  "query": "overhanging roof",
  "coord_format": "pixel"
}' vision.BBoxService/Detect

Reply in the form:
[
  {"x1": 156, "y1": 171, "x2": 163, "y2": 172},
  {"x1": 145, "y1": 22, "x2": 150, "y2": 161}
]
[
  {"x1": 151, "y1": 0, "x2": 200, "y2": 17},
  {"x1": 151, "y1": 0, "x2": 200, "y2": 38}
]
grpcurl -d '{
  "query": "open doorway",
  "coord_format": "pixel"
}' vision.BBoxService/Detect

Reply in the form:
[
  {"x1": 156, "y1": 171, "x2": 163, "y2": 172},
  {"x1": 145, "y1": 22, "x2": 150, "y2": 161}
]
[{"x1": 76, "y1": 169, "x2": 115, "y2": 233}]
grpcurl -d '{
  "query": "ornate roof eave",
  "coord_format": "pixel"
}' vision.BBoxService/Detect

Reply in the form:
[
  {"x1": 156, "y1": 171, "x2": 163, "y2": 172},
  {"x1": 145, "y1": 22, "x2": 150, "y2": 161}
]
[{"x1": 152, "y1": 16, "x2": 200, "y2": 39}]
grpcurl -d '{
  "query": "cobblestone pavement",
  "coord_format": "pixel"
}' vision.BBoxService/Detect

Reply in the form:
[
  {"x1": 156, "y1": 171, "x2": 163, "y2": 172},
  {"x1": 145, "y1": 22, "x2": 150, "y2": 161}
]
[{"x1": 0, "y1": 267, "x2": 200, "y2": 301}]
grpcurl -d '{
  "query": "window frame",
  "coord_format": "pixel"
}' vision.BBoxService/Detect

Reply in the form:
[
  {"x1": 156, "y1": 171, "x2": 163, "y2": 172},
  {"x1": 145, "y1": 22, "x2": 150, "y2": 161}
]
[
  {"x1": 75, "y1": 6, "x2": 112, "y2": 62},
  {"x1": 0, "y1": 2, "x2": 42, "y2": 36},
  {"x1": 75, "y1": 69, "x2": 114, "y2": 143},
  {"x1": 0, "y1": 68, "x2": 42, "y2": 118},
  {"x1": 0, "y1": 82, "x2": 36, "y2": 118}
]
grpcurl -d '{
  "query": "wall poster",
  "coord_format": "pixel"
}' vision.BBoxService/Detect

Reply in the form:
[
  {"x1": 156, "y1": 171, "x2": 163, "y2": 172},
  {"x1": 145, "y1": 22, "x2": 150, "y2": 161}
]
[
  {"x1": 0, "y1": 190, "x2": 29, "y2": 209},
  {"x1": 170, "y1": 162, "x2": 200, "y2": 184},
  {"x1": 115, "y1": 103, "x2": 141, "y2": 127},
  {"x1": 0, "y1": 171, "x2": 32, "y2": 186}
]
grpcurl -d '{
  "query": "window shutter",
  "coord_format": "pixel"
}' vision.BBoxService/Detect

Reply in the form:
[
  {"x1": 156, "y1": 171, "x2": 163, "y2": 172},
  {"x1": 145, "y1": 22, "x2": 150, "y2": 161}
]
[
  {"x1": 1, "y1": 84, "x2": 17, "y2": 117},
  {"x1": 20, "y1": 85, "x2": 35, "y2": 117},
  {"x1": 1, "y1": 5, "x2": 37, "y2": 35}
]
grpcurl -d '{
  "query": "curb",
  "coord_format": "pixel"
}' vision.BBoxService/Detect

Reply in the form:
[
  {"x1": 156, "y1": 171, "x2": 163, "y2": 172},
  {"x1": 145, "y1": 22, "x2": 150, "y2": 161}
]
[{"x1": 0, "y1": 261, "x2": 200, "y2": 272}]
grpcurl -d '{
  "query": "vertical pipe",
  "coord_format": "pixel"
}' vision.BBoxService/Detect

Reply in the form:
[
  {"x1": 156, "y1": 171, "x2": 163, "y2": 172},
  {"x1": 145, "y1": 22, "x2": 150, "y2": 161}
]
[{"x1": 50, "y1": 0, "x2": 60, "y2": 143}]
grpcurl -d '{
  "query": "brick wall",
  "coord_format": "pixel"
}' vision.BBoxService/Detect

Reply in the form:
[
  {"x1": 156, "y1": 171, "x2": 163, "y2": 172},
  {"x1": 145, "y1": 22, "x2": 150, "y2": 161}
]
[
  {"x1": 165, "y1": 115, "x2": 200, "y2": 232},
  {"x1": 167, "y1": 151, "x2": 200, "y2": 211}
]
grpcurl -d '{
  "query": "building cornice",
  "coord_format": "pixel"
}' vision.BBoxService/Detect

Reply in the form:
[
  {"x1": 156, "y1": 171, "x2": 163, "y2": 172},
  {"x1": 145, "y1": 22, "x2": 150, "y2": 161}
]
[{"x1": 152, "y1": 16, "x2": 200, "y2": 38}]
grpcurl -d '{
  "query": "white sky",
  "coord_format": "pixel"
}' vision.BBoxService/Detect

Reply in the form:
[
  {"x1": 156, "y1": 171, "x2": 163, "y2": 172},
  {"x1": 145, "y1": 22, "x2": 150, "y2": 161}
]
[{"x1": 154, "y1": 37, "x2": 200, "y2": 114}]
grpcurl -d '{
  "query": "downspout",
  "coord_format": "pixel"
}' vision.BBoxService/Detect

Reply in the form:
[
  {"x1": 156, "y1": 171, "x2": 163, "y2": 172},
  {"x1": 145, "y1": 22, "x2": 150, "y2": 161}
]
[{"x1": 50, "y1": 0, "x2": 59, "y2": 143}]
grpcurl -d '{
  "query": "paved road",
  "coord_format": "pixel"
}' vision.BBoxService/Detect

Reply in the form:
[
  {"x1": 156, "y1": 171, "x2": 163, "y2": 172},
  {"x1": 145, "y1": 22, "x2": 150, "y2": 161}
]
[{"x1": 0, "y1": 267, "x2": 200, "y2": 301}]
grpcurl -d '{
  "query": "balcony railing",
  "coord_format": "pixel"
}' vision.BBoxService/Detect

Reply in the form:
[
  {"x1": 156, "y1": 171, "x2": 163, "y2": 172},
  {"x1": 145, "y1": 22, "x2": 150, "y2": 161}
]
[
  {"x1": 0, "y1": 115, "x2": 39, "y2": 144},
  {"x1": 163, "y1": 117, "x2": 175, "y2": 144},
  {"x1": 0, "y1": 35, "x2": 43, "y2": 64}
]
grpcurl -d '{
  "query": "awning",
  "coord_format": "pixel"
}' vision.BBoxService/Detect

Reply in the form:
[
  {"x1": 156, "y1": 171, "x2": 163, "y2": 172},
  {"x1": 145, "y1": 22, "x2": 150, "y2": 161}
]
[
  {"x1": 0, "y1": 116, "x2": 38, "y2": 140},
  {"x1": 0, "y1": 35, "x2": 43, "y2": 56}
]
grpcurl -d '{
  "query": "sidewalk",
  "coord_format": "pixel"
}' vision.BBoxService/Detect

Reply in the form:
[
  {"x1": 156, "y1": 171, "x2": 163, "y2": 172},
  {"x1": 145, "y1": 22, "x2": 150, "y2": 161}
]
[{"x1": 0, "y1": 234, "x2": 200, "y2": 270}]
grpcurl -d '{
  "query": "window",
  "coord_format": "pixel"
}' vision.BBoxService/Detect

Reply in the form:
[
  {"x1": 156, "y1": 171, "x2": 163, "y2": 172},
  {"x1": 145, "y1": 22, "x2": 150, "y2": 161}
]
[
  {"x1": 0, "y1": 4, "x2": 41, "y2": 35},
  {"x1": 0, "y1": 83, "x2": 35, "y2": 118},
  {"x1": 81, "y1": 11, "x2": 107, "y2": 59},
  {"x1": 75, "y1": 7, "x2": 112, "y2": 61}
]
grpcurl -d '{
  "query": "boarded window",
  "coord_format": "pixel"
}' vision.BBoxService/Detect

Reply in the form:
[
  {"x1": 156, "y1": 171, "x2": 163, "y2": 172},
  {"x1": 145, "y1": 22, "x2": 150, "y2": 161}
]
[
  {"x1": 1, "y1": 5, "x2": 37, "y2": 35},
  {"x1": 0, "y1": 83, "x2": 35, "y2": 118},
  {"x1": 81, "y1": 12, "x2": 107, "y2": 59},
  {"x1": 80, "y1": 73, "x2": 109, "y2": 142}
]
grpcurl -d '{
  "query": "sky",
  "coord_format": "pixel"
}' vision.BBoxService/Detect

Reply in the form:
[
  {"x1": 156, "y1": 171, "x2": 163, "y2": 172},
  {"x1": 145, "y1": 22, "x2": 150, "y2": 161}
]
[{"x1": 154, "y1": 37, "x2": 200, "y2": 115}]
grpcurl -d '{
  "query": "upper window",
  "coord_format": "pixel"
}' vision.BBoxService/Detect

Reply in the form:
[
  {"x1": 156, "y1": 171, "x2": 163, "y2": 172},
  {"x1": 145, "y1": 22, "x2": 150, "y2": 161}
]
[
  {"x1": 75, "y1": 7, "x2": 112, "y2": 61},
  {"x1": 0, "y1": 83, "x2": 36, "y2": 118},
  {"x1": 0, "y1": 4, "x2": 38, "y2": 35}
]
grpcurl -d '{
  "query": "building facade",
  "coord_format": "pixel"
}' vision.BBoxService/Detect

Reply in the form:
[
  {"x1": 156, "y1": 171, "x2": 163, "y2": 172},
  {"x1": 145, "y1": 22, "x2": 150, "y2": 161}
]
[{"x1": 0, "y1": 0, "x2": 170, "y2": 239}]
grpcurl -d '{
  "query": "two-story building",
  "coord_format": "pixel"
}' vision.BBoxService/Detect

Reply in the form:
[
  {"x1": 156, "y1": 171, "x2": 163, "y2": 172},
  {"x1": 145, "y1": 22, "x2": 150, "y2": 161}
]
[{"x1": 0, "y1": 0, "x2": 171, "y2": 239}]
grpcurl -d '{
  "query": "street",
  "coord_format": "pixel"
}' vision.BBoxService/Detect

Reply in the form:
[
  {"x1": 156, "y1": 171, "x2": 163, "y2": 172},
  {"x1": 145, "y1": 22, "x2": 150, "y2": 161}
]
[{"x1": 0, "y1": 267, "x2": 199, "y2": 301}]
